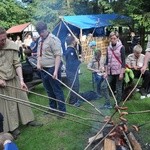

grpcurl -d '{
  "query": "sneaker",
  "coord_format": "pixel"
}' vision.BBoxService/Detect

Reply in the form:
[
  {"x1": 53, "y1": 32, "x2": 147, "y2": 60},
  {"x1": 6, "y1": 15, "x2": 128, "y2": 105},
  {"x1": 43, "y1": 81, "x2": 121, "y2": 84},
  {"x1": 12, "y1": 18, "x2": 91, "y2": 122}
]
[
  {"x1": 140, "y1": 95, "x2": 146, "y2": 99},
  {"x1": 100, "y1": 104, "x2": 112, "y2": 109},
  {"x1": 57, "y1": 112, "x2": 66, "y2": 119},
  {"x1": 97, "y1": 94, "x2": 102, "y2": 99},
  {"x1": 11, "y1": 128, "x2": 20, "y2": 136},
  {"x1": 73, "y1": 100, "x2": 81, "y2": 107},
  {"x1": 69, "y1": 100, "x2": 76, "y2": 104},
  {"x1": 27, "y1": 121, "x2": 43, "y2": 127},
  {"x1": 106, "y1": 105, "x2": 113, "y2": 109},
  {"x1": 135, "y1": 88, "x2": 140, "y2": 92},
  {"x1": 140, "y1": 88, "x2": 147, "y2": 96},
  {"x1": 43, "y1": 109, "x2": 57, "y2": 115},
  {"x1": 147, "y1": 94, "x2": 150, "y2": 98},
  {"x1": 10, "y1": 128, "x2": 20, "y2": 139}
]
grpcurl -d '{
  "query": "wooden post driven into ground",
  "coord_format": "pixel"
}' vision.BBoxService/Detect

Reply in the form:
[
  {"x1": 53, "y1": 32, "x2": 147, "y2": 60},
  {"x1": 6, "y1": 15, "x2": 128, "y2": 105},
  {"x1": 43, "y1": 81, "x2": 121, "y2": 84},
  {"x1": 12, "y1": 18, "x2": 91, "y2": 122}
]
[{"x1": 127, "y1": 132, "x2": 142, "y2": 150}]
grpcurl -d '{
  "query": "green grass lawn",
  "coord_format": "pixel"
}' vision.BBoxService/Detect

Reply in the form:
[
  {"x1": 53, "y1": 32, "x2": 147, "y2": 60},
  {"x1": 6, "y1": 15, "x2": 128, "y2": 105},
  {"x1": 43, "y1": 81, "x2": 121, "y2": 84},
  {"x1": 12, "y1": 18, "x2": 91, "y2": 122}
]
[{"x1": 16, "y1": 63, "x2": 150, "y2": 150}]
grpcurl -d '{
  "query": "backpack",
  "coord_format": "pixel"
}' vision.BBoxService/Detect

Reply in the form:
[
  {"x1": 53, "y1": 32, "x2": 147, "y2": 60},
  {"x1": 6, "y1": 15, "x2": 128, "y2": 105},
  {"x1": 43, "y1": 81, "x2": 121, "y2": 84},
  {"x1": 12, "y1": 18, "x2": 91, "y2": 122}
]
[
  {"x1": 80, "y1": 91, "x2": 99, "y2": 101},
  {"x1": 22, "y1": 60, "x2": 33, "y2": 82}
]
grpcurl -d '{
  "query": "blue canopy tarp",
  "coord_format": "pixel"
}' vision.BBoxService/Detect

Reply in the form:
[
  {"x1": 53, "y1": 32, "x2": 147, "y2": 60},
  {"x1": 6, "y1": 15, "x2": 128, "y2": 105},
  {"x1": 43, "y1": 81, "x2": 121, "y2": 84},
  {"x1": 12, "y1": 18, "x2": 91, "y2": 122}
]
[
  {"x1": 52, "y1": 13, "x2": 130, "y2": 53},
  {"x1": 62, "y1": 13, "x2": 130, "y2": 29}
]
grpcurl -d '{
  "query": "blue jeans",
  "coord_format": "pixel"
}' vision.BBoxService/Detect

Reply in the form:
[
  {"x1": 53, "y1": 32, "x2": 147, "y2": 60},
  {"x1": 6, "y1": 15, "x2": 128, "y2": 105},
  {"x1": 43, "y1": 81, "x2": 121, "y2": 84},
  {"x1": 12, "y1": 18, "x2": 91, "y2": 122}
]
[
  {"x1": 93, "y1": 72, "x2": 103, "y2": 95},
  {"x1": 66, "y1": 70, "x2": 79, "y2": 104},
  {"x1": 101, "y1": 80, "x2": 111, "y2": 105},
  {"x1": 41, "y1": 67, "x2": 66, "y2": 112},
  {"x1": 93, "y1": 73, "x2": 111, "y2": 105}
]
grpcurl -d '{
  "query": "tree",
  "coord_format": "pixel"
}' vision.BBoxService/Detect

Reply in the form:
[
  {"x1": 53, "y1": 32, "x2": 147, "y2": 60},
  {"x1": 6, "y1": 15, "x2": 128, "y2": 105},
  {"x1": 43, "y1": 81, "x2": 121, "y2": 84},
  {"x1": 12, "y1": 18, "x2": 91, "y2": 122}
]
[
  {"x1": 0, "y1": 0, "x2": 31, "y2": 29},
  {"x1": 109, "y1": 0, "x2": 150, "y2": 47},
  {"x1": 28, "y1": 0, "x2": 75, "y2": 30}
]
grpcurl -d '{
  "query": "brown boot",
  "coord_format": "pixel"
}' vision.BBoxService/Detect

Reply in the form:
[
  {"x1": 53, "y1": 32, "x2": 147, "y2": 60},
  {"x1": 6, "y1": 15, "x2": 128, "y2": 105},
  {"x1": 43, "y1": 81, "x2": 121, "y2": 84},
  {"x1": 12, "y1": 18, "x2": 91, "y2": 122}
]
[{"x1": 10, "y1": 128, "x2": 20, "y2": 139}]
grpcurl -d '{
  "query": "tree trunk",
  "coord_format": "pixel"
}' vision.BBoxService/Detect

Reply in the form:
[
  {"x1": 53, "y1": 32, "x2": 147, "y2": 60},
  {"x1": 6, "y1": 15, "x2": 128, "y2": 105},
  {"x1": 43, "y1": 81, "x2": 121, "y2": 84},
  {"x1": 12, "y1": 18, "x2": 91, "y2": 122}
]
[
  {"x1": 66, "y1": 0, "x2": 70, "y2": 8},
  {"x1": 127, "y1": 132, "x2": 142, "y2": 150},
  {"x1": 139, "y1": 25, "x2": 145, "y2": 50}
]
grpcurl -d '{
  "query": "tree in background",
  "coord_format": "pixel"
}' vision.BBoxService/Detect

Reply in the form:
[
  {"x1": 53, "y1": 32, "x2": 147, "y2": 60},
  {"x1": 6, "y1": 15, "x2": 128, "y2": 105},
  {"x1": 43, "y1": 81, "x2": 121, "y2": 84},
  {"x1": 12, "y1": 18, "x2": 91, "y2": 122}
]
[
  {"x1": 0, "y1": 0, "x2": 113, "y2": 30},
  {"x1": 109, "y1": 0, "x2": 150, "y2": 48},
  {"x1": 1, "y1": 0, "x2": 149, "y2": 48},
  {"x1": 28, "y1": 0, "x2": 112, "y2": 30},
  {"x1": 28, "y1": 0, "x2": 75, "y2": 31},
  {"x1": 0, "y1": 0, "x2": 31, "y2": 29}
]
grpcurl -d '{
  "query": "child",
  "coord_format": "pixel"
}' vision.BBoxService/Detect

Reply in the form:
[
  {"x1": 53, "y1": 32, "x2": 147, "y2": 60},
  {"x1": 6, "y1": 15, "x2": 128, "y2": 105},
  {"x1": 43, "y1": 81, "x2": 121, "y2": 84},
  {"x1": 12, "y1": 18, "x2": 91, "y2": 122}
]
[
  {"x1": 65, "y1": 35, "x2": 81, "y2": 106},
  {"x1": 87, "y1": 43, "x2": 112, "y2": 109}
]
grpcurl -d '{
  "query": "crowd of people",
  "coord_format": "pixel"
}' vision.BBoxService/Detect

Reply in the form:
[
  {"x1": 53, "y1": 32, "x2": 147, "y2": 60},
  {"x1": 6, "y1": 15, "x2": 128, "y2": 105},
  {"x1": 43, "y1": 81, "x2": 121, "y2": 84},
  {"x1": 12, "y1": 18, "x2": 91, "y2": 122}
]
[
  {"x1": 0, "y1": 21, "x2": 150, "y2": 149},
  {"x1": 87, "y1": 32, "x2": 150, "y2": 107}
]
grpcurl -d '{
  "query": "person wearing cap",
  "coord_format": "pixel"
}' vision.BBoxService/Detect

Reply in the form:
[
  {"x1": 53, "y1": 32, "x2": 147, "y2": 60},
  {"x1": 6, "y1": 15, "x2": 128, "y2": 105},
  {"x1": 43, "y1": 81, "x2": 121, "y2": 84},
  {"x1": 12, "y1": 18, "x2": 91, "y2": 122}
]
[
  {"x1": 88, "y1": 41, "x2": 104, "y2": 96},
  {"x1": 89, "y1": 41, "x2": 97, "y2": 53},
  {"x1": 126, "y1": 45, "x2": 150, "y2": 98},
  {"x1": 89, "y1": 41, "x2": 96, "y2": 47},
  {"x1": 36, "y1": 21, "x2": 66, "y2": 116},
  {"x1": 65, "y1": 35, "x2": 81, "y2": 106}
]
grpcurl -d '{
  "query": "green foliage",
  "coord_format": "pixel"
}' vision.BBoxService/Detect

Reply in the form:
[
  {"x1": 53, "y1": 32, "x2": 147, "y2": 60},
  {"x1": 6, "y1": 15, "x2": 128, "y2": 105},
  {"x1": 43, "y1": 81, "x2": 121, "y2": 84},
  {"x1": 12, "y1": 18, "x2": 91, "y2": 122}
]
[
  {"x1": 0, "y1": 0, "x2": 31, "y2": 29},
  {"x1": 1, "y1": 0, "x2": 149, "y2": 32},
  {"x1": 71, "y1": 0, "x2": 113, "y2": 15},
  {"x1": 110, "y1": 0, "x2": 150, "y2": 29},
  {"x1": 98, "y1": 0, "x2": 113, "y2": 13},
  {"x1": 29, "y1": 0, "x2": 75, "y2": 31},
  {"x1": 107, "y1": 0, "x2": 150, "y2": 47},
  {"x1": 72, "y1": 1, "x2": 92, "y2": 15}
]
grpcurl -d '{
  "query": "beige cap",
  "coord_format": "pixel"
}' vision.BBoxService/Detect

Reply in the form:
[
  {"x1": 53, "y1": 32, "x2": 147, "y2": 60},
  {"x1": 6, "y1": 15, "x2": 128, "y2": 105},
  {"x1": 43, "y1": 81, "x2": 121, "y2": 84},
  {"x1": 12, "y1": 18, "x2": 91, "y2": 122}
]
[{"x1": 0, "y1": 133, "x2": 14, "y2": 143}]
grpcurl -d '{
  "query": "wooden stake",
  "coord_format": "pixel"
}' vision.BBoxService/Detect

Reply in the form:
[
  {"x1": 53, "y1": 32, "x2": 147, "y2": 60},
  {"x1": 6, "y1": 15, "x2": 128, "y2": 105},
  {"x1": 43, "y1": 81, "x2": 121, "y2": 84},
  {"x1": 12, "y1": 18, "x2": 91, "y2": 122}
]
[
  {"x1": 88, "y1": 133, "x2": 103, "y2": 143},
  {"x1": 127, "y1": 132, "x2": 142, "y2": 150},
  {"x1": 104, "y1": 138, "x2": 116, "y2": 150}
]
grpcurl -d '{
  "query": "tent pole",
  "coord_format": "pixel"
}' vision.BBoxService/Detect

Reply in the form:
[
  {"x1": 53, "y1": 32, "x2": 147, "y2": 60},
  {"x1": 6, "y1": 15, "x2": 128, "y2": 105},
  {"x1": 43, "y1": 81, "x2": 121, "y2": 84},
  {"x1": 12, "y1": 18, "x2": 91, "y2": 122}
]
[
  {"x1": 61, "y1": 19, "x2": 79, "y2": 43},
  {"x1": 56, "y1": 21, "x2": 62, "y2": 37},
  {"x1": 80, "y1": 28, "x2": 83, "y2": 39},
  {"x1": 22, "y1": 31, "x2": 25, "y2": 42}
]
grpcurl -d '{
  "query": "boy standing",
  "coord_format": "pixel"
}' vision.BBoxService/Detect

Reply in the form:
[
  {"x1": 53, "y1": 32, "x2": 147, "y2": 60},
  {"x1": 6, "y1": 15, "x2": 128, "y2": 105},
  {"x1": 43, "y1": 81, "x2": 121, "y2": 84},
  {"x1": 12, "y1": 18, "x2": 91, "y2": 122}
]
[{"x1": 65, "y1": 35, "x2": 81, "y2": 106}]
